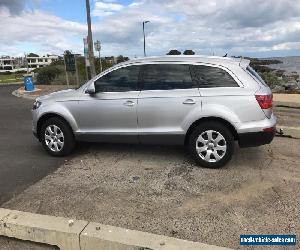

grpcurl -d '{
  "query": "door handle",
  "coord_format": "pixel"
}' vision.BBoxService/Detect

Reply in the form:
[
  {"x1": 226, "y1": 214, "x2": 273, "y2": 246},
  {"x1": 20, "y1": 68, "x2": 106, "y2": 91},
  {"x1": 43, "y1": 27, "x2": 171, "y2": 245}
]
[
  {"x1": 183, "y1": 99, "x2": 196, "y2": 105},
  {"x1": 124, "y1": 100, "x2": 135, "y2": 106}
]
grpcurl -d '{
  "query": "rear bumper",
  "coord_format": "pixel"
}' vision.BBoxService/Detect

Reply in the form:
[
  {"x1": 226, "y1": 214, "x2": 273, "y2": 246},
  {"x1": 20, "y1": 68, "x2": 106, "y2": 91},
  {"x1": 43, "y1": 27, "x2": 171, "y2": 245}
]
[{"x1": 238, "y1": 130, "x2": 275, "y2": 147}]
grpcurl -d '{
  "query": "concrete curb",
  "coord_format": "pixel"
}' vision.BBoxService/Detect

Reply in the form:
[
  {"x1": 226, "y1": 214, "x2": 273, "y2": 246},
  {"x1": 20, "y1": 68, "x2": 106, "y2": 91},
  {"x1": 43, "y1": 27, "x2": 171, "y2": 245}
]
[
  {"x1": 0, "y1": 208, "x2": 88, "y2": 250},
  {"x1": 274, "y1": 101, "x2": 300, "y2": 108},
  {"x1": 12, "y1": 89, "x2": 37, "y2": 100},
  {"x1": 0, "y1": 208, "x2": 231, "y2": 250}
]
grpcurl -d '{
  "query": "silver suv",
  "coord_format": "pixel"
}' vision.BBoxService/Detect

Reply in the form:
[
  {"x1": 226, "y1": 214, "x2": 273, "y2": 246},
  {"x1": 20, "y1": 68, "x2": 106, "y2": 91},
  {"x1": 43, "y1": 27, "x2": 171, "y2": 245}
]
[{"x1": 32, "y1": 56, "x2": 276, "y2": 168}]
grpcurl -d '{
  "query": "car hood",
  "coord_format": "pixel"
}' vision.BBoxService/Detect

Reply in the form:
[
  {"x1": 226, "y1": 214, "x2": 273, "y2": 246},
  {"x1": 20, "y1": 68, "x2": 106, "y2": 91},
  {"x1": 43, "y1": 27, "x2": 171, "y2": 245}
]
[{"x1": 37, "y1": 89, "x2": 78, "y2": 102}]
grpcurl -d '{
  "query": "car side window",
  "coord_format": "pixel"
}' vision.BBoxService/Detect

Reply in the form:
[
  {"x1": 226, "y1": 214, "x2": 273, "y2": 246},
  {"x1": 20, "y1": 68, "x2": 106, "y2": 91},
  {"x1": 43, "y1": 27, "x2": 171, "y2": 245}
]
[
  {"x1": 190, "y1": 65, "x2": 239, "y2": 88},
  {"x1": 141, "y1": 64, "x2": 197, "y2": 90},
  {"x1": 94, "y1": 65, "x2": 140, "y2": 92}
]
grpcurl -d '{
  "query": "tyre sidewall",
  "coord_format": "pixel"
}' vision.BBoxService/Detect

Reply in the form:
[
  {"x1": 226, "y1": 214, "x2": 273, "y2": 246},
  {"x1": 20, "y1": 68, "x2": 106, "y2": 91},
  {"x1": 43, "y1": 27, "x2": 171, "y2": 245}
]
[
  {"x1": 40, "y1": 117, "x2": 75, "y2": 156},
  {"x1": 189, "y1": 122, "x2": 234, "y2": 168}
]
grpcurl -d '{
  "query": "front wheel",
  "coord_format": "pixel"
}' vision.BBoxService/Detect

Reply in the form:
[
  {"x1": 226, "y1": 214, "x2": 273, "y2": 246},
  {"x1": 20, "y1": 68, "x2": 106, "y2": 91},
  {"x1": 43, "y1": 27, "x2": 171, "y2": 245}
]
[
  {"x1": 188, "y1": 122, "x2": 234, "y2": 168},
  {"x1": 40, "y1": 117, "x2": 75, "y2": 156}
]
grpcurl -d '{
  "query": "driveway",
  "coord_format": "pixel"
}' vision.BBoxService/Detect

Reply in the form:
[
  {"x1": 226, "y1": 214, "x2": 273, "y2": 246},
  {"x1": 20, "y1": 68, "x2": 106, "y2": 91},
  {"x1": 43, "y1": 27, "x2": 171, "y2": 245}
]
[{"x1": 0, "y1": 85, "x2": 67, "y2": 205}]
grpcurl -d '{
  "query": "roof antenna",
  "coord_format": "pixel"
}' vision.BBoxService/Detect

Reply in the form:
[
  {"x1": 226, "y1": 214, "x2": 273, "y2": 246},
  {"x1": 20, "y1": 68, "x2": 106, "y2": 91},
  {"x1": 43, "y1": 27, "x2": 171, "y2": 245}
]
[{"x1": 223, "y1": 53, "x2": 227, "y2": 57}]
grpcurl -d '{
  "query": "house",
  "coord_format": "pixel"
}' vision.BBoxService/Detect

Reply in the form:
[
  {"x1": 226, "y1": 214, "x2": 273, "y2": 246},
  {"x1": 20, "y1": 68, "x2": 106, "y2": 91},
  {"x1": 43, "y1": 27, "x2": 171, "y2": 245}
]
[
  {"x1": 0, "y1": 54, "x2": 60, "y2": 72},
  {"x1": 26, "y1": 55, "x2": 59, "y2": 70},
  {"x1": 0, "y1": 56, "x2": 17, "y2": 71}
]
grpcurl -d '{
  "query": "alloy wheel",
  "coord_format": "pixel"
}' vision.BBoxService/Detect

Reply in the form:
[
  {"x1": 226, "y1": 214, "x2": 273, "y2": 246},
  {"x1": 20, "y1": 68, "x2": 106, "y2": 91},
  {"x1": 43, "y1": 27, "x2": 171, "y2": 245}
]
[
  {"x1": 196, "y1": 130, "x2": 227, "y2": 163},
  {"x1": 44, "y1": 125, "x2": 64, "y2": 152}
]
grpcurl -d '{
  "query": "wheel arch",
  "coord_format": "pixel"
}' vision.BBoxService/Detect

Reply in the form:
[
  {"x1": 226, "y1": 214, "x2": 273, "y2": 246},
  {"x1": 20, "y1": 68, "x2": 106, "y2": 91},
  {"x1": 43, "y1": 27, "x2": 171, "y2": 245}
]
[
  {"x1": 37, "y1": 113, "x2": 75, "y2": 141},
  {"x1": 184, "y1": 117, "x2": 238, "y2": 145}
]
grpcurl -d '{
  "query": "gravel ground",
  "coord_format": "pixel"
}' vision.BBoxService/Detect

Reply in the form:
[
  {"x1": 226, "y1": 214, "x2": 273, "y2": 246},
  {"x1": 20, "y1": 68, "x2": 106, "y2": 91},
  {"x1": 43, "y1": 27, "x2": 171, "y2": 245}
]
[{"x1": 2, "y1": 137, "x2": 300, "y2": 249}]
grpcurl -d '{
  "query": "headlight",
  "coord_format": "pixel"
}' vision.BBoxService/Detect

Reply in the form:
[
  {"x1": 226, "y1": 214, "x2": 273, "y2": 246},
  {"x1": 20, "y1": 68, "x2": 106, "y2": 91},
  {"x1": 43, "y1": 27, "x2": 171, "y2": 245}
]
[{"x1": 33, "y1": 100, "x2": 42, "y2": 110}]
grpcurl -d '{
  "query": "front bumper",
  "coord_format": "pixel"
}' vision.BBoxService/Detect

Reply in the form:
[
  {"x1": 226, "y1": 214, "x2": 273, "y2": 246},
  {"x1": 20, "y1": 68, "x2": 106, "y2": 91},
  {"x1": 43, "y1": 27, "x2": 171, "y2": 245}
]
[
  {"x1": 32, "y1": 108, "x2": 40, "y2": 140},
  {"x1": 238, "y1": 129, "x2": 275, "y2": 147},
  {"x1": 33, "y1": 130, "x2": 39, "y2": 139}
]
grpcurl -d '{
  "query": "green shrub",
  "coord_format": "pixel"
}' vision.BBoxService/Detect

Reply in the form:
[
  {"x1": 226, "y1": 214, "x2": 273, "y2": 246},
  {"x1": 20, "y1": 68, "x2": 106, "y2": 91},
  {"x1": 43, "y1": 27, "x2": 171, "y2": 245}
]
[
  {"x1": 36, "y1": 65, "x2": 62, "y2": 85},
  {"x1": 260, "y1": 71, "x2": 282, "y2": 87}
]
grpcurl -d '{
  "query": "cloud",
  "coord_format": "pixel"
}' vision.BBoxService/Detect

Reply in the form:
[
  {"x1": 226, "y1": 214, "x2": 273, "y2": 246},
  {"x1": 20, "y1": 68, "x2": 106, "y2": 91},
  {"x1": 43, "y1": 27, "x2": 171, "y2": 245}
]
[
  {"x1": 0, "y1": 0, "x2": 26, "y2": 14},
  {"x1": 165, "y1": 0, "x2": 300, "y2": 28},
  {"x1": 90, "y1": 0, "x2": 300, "y2": 57},
  {"x1": 1, "y1": 0, "x2": 300, "y2": 57},
  {"x1": 0, "y1": 8, "x2": 86, "y2": 55},
  {"x1": 92, "y1": 1, "x2": 124, "y2": 17},
  {"x1": 273, "y1": 42, "x2": 300, "y2": 51}
]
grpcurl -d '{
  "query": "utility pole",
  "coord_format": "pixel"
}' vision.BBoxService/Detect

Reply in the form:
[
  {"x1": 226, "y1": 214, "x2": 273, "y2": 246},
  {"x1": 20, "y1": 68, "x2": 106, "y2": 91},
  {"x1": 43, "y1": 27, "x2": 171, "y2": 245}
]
[
  {"x1": 24, "y1": 53, "x2": 29, "y2": 74},
  {"x1": 143, "y1": 21, "x2": 150, "y2": 57},
  {"x1": 85, "y1": 0, "x2": 96, "y2": 78}
]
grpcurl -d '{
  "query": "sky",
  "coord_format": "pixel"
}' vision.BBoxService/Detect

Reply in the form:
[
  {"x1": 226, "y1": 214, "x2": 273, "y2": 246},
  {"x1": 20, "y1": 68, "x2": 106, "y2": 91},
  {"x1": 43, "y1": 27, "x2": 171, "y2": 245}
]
[{"x1": 0, "y1": 0, "x2": 300, "y2": 58}]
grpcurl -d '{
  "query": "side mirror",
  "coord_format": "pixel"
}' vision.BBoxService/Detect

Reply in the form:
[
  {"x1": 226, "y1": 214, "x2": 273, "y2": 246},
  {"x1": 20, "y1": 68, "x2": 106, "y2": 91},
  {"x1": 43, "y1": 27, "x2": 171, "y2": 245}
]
[{"x1": 85, "y1": 82, "x2": 96, "y2": 94}]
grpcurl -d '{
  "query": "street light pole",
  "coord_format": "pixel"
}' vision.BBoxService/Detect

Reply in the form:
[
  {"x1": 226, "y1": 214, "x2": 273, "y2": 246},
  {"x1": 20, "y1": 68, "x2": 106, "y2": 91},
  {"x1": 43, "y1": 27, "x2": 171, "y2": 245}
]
[
  {"x1": 94, "y1": 40, "x2": 102, "y2": 73},
  {"x1": 85, "y1": 0, "x2": 96, "y2": 78},
  {"x1": 143, "y1": 21, "x2": 150, "y2": 57}
]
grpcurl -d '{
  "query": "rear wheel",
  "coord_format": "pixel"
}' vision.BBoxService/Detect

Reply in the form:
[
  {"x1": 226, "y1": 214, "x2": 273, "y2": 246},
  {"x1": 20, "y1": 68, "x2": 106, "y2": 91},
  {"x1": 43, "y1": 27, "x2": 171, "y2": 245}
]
[
  {"x1": 188, "y1": 121, "x2": 234, "y2": 168},
  {"x1": 40, "y1": 117, "x2": 75, "y2": 156}
]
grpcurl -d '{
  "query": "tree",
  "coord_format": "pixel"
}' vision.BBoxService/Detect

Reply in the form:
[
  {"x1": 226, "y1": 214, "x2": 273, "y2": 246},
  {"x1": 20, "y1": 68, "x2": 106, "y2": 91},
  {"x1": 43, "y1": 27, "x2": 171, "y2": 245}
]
[
  {"x1": 166, "y1": 49, "x2": 181, "y2": 55},
  {"x1": 116, "y1": 55, "x2": 129, "y2": 63},
  {"x1": 35, "y1": 65, "x2": 62, "y2": 85},
  {"x1": 183, "y1": 50, "x2": 195, "y2": 55},
  {"x1": 27, "y1": 53, "x2": 39, "y2": 57}
]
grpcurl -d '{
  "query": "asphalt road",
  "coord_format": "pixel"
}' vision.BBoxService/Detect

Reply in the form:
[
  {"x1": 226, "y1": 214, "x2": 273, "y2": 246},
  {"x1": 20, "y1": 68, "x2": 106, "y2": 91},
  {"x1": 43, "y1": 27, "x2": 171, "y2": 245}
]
[{"x1": 0, "y1": 85, "x2": 67, "y2": 205}]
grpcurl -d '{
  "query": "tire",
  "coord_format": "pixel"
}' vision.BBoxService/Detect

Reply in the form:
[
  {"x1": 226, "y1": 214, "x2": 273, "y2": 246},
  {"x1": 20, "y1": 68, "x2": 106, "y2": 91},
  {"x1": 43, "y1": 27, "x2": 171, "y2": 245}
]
[
  {"x1": 40, "y1": 117, "x2": 75, "y2": 156},
  {"x1": 188, "y1": 121, "x2": 234, "y2": 168}
]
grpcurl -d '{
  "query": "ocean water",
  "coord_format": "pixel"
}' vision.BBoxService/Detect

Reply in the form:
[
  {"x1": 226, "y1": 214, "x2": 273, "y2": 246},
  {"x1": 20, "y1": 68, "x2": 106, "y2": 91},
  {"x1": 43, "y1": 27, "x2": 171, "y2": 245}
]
[{"x1": 267, "y1": 56, "x2": 300, "y2": 74}]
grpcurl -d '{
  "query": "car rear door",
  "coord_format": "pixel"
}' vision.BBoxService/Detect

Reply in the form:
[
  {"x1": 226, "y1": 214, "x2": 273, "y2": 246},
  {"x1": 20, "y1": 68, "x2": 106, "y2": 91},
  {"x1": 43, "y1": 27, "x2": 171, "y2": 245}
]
[{"x1": 137, "y1": 63, "x2": 201, "y2": 144}]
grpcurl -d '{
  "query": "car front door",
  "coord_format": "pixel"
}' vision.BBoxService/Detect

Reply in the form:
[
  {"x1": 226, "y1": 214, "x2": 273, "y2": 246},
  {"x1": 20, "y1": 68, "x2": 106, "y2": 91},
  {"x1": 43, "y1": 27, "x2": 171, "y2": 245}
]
[
  {"x1": 137, "y1": 63, "x2": 201, "y2": 144},
  {"x1": 76, "y1": 65, "x2": 141, "y2": 143}
]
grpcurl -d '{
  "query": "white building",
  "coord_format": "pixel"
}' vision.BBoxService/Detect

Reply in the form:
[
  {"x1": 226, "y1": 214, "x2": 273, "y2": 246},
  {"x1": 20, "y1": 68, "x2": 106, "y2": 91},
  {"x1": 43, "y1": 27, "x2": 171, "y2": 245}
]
[
  {"x1": 26, "y1": 55, "x2": 59, "y2": 70},
  {"x1": 0, "y1": 55, "x2": 60, "y2": 72},
  {"x1": 0, "y1": 56, "x2": 18, "y2": 71}
]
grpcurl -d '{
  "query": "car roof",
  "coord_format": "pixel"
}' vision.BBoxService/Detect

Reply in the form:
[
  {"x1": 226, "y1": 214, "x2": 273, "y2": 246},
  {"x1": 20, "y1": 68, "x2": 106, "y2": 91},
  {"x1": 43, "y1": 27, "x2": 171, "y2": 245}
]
[{"x1": 119, "y1": 55, "x2": 250, "y2": 69}]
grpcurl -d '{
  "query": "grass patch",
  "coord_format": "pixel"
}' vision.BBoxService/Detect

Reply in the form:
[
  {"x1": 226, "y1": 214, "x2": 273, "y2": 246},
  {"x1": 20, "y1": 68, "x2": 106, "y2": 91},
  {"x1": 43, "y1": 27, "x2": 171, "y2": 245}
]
[{"x1": 0, "y1": 73, "x2": 23, "y2": 83}]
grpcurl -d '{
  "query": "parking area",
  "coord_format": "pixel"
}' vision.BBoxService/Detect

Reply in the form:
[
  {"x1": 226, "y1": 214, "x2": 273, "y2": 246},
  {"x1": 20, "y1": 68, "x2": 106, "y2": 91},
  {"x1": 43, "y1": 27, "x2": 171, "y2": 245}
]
[
  {"x1": 2, "y1": 136, "x2": 300, "y2": 249},
  {"x1": 1, "y1": 85, "x2": 299, "y2": 249},
  {"x1": 0, "y1": 85, "x2": 68, "y2": 205}
]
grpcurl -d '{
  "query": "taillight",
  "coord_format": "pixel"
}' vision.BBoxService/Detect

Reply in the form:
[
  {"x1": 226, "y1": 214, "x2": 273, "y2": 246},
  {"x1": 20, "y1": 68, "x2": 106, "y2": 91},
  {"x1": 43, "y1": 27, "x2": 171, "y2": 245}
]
[
  {"x1": 255, "y1": 94, "x2": 273, "y2": 109},
  {"x1": 263, "y1": 127, "x2": 275, "y2": 132}
]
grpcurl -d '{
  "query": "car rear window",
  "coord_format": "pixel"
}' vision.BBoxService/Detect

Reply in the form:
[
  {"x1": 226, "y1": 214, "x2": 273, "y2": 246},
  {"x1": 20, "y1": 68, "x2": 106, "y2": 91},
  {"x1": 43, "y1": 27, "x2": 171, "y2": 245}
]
[{"x1": 190, "y1": 65, "x2": 239, "y2": 88}]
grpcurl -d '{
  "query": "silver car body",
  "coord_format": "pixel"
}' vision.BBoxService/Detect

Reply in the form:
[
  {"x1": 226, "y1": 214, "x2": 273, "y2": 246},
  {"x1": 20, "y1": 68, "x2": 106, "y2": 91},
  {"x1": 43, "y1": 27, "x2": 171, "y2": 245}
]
[{"x1": 32, "y1": 56, "x2": 276, "y2": 145}]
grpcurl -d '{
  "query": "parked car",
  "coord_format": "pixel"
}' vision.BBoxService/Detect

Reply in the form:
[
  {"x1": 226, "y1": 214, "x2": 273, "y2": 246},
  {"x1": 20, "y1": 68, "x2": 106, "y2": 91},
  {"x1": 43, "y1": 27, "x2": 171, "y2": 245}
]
[{"x1": 32, "y1": 56, "x2": 276, "y2": 168}]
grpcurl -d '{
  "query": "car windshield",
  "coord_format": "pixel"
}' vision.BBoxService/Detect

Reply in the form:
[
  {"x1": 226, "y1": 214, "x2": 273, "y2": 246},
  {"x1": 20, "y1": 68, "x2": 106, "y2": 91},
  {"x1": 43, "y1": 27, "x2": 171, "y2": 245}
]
[{"x1": 246, "y1": 66, "x2": 268, "y2": 86}]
